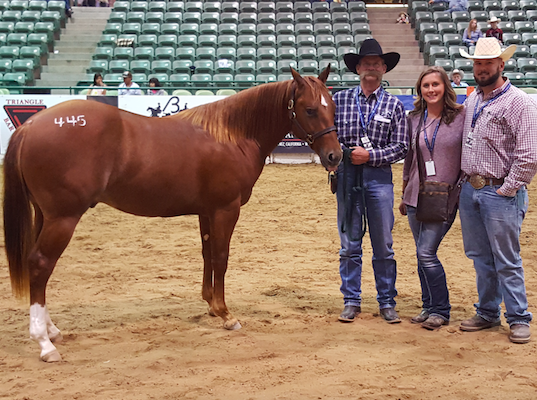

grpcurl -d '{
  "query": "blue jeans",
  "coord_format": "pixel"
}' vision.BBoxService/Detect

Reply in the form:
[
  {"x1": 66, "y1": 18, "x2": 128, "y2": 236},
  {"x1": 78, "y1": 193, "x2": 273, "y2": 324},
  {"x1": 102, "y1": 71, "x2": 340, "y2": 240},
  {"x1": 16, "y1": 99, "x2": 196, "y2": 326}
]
[
  {"x1": 336, "y1": 164, "x2": 397, "y2": 309},
  {"x1": 459, "y1": 182, "x2": 532, "y2": 326},
  {"x1": 406, "y1": 206, "x2": 455, "y2": 321}
]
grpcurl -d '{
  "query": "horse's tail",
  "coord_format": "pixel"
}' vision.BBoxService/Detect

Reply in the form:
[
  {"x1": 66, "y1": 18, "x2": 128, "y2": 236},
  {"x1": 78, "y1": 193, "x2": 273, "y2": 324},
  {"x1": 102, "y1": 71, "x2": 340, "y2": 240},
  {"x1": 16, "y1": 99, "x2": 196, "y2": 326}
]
[{"x1": 3, "y1": 127, "x2": 33, "y2": 301}]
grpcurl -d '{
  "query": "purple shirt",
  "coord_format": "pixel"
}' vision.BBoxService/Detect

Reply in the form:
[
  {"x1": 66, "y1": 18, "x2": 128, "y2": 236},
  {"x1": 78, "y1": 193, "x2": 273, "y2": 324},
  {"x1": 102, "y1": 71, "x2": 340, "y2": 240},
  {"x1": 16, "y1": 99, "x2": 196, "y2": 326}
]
[
  {"x1": 461, "y1": 78, "x2": 537, "y2": 196},
  {"x1": 403, "y1": 111, "x2": 465, "y2": 210}
]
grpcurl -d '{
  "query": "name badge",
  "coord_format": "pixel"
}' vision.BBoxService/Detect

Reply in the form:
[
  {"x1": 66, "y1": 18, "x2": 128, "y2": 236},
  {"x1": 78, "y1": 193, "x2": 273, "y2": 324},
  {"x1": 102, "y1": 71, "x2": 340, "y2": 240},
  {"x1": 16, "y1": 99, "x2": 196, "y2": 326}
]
[
  {"x1": 373, "y1": 114, "x2": 391, "y2": 123},
  {"x1": 465, "y1": 130, "x2": 474, "y2": 148},
  {"x1": 425, "y1": 160, "x2": 436, "y2": 176},
  {"x1": 360, "y1": 135, "x2": 374, "y2": 151}
]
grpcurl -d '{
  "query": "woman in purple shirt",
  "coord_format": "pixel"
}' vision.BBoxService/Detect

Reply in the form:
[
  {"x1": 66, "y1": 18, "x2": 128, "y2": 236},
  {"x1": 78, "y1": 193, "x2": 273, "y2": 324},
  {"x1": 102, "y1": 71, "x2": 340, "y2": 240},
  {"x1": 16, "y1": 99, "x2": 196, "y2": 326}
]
[{"x1": 399, "y1": 66, "x2": 465, "y2": 330}]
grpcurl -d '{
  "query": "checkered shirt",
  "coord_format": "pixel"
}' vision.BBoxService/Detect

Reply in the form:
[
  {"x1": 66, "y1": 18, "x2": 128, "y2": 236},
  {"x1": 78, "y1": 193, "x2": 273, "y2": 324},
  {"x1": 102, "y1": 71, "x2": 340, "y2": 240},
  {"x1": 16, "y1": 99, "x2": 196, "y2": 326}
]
[
  {"x1": 333, "y1": 85, "x2": 409, "y2": 167},
  {"x1": 462, "y1": 78, "x2": 537, "y2": 196}
]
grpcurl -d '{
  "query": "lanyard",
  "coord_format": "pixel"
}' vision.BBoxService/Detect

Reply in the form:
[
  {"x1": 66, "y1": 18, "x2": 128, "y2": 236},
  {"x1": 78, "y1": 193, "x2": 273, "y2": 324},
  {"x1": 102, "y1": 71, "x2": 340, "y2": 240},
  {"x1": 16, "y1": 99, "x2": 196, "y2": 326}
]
[
  {"x1": 423, "y1": 109, "x2": 441, "y2": 156},
  {"x1": 354, "y1": 87, "x2": 384, "y2": 138},
  {"x1": 471, "y1": 83, "x2": 511, "y2": 129}
]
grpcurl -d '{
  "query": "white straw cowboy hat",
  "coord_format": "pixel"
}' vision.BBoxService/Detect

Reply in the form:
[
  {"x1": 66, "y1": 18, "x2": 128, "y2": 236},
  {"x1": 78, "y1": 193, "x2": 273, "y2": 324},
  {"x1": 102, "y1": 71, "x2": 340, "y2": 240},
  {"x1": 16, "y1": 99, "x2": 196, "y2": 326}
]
[
  {"x1": 487, "y1": 16, "x2": 500, "y2": 23},
  {"x1": 450, "y1": 68, "x2": 464, "y2": 80},
  {"x1": 459, "y1": 37, "x2": 516, "y2": 60}
]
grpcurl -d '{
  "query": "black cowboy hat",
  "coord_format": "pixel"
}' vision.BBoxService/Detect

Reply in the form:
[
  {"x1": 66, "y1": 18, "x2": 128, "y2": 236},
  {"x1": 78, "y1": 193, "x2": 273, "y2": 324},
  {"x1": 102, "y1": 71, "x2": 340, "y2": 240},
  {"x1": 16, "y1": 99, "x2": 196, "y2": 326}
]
[{"x1": 344, "y1": 38, "x2": 401, "y2": 74}]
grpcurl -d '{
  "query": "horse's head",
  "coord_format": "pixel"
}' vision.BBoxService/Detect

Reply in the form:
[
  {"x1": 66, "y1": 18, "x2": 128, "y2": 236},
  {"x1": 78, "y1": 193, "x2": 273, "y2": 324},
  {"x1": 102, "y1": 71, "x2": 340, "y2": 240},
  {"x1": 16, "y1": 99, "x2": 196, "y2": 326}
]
[{"x1": 288, "y1": 67, "x2": 342, "y2": 172}]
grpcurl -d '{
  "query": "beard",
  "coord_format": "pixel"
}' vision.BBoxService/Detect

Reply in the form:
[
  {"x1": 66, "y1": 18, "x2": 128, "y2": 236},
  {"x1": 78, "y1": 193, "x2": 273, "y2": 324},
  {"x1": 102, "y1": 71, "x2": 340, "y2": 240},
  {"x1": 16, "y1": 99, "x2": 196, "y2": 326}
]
[{"x1": 474, "y1": 68, "x2": 501, "y2": 87}]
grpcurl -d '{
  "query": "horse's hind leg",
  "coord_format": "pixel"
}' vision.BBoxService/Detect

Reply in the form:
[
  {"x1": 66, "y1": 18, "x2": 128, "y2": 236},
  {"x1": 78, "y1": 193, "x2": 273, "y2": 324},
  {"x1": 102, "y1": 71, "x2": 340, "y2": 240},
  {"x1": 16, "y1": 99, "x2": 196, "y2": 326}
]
[
  {"x1": 28, "y1": 215, "x2": 81, "y2": 362},
  {"x1": 199, "y1": 215, "x2": 216, "y2": 316}
]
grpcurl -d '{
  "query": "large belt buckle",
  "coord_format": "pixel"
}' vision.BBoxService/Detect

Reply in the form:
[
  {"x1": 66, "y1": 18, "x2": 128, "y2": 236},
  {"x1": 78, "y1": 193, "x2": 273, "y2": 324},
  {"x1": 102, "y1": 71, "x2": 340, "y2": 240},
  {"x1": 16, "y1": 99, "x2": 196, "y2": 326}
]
[{"x1": 469, "y1": 174, "x2": 486, "y2": 190}]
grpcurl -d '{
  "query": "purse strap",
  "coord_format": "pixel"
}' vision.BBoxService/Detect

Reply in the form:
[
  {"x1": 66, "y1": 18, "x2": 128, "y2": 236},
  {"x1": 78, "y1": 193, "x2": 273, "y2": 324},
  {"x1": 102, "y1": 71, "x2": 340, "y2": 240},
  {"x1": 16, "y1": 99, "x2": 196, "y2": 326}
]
[{"x1": 415, "y1": 114, "x2": 426, "y2": 185}]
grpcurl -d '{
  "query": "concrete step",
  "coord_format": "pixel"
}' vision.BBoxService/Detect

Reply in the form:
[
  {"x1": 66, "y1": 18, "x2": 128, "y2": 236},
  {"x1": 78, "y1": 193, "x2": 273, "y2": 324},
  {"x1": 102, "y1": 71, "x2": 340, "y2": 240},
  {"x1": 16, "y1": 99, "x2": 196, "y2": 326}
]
[
  {"x1": 52, "y1": 46, "x2": 96, "y2": 54},
  {"x1": 47, "y1": 59, "x2": 90, "y2": 67},
  {"x1": 40, "y1": 70, "x2": 87, "y2": 78}
]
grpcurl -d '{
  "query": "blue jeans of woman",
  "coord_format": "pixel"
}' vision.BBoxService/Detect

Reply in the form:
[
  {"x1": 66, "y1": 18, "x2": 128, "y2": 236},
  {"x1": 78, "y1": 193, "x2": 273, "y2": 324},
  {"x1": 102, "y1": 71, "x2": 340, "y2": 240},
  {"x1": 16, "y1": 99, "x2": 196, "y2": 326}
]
[
  {"x1": 336, "y1": 164, "x2": 397, "y2": 309},
  {"x1": 459, "y1": 182, "x2": 532, "y2": 326},
  {"x1": 406, "y1": 206, "x2": 455, "y2": 321}
]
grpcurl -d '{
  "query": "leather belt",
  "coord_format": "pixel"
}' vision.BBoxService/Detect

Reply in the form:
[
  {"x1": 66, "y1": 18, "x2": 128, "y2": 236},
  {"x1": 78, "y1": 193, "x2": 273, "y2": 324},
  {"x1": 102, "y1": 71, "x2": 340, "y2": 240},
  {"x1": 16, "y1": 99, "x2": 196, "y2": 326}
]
[{"x1": 468, "y1": 174, "x2": 504, "y2": 190}]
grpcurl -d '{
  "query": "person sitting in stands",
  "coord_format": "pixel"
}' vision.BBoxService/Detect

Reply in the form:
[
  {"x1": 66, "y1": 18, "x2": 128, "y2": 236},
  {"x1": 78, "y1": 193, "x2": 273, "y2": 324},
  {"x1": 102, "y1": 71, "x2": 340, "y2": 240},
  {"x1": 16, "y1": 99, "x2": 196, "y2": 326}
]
[
  {"x1": 450, "y1": 69, "x2": 469, "y2": 87},
  {"x1": 147, "y1": 77, "x2": 168, "y2": 96},
  {"x1": 486, "y1": 16, "x2": 503, "y2": 44},
  {"x1": 463, "y1": 19, "x2": 484, "y2": 47},
  {"x1": 88, "y1": 73, "x2": 107, "y2": 95},
  {"x1": 118, "y1": 71, "x2": 142, "y2": 96}
]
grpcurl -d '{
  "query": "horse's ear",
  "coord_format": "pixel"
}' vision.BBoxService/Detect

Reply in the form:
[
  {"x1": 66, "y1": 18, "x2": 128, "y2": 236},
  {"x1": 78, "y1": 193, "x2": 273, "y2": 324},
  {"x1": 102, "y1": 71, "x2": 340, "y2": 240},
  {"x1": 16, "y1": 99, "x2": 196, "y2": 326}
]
[
  {"x1": 317, "y1": 65, "x2": 331, "y2": 84},
  {"x1": 290, "y1": 68, "x2": 306, "y2": 87}
]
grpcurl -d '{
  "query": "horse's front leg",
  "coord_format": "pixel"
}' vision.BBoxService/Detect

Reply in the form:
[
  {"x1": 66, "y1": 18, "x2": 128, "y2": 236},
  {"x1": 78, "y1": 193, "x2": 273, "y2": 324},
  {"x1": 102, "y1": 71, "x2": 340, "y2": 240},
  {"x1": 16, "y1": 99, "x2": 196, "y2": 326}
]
[
  {"x1": 199, "y1": 215, "x2": 216, "y2": 316},
  {"x1": 209, "y1": 205, "x2": 242, "y2": 330}
]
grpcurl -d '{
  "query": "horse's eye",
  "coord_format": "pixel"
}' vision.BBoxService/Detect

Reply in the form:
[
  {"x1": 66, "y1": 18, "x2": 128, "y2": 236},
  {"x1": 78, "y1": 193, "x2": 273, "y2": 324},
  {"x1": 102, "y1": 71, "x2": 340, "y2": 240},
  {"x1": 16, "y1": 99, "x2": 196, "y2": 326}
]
[{"x1": 306, "y1": 108, "x2": 316, "y2": 116}]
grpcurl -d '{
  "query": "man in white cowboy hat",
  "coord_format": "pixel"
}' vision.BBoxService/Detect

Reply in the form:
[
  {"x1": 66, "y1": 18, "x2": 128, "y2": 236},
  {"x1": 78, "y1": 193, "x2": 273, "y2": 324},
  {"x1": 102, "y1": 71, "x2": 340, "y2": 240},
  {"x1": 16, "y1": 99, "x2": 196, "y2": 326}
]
[
  {"x1": 450, "y1": 68, "x2": 468, "y2": 87},
  {"x1": 118, "y1": 71, "x2": 142, "y2": 96},
  {"x1": 485, "y1": 16, "x2": 503, "y2": 44},
  {"x1": 333, "y1": 38, "x2": 409, "y2": 324},
  {"x1": 458, "y1": 37, "x2": 537, "y2": 343}
]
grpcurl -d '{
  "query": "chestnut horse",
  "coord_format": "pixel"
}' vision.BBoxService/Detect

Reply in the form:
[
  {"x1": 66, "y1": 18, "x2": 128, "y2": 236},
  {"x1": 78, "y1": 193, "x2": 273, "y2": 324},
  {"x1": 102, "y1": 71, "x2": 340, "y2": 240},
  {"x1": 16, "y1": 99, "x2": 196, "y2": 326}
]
[{"x1": 3, "y1": 68, "x2": 342, "y2": 362}]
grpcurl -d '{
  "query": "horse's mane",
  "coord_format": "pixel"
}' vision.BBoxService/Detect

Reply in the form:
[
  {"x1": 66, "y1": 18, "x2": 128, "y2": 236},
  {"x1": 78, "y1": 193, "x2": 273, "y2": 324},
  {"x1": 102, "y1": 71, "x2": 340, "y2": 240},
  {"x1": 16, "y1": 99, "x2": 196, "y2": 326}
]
[{"x1": 176, "y1": 77, "x2": 328, "y2": 144}]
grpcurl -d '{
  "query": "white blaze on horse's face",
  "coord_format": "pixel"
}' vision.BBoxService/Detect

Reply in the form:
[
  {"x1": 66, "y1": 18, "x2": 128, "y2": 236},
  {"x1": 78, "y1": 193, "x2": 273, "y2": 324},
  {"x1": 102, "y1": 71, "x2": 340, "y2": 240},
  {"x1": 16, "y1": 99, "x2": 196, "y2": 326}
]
[{"x1": 321, "y1": 95, "x2": 328, "y2": 108}]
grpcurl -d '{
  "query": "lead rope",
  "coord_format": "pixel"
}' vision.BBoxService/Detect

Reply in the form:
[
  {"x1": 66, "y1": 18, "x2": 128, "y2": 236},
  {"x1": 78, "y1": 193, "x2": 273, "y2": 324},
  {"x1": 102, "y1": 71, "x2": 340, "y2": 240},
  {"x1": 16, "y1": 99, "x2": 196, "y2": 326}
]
[{"x1": 340, "y1": 148, "x2": 367, "y2": 242}]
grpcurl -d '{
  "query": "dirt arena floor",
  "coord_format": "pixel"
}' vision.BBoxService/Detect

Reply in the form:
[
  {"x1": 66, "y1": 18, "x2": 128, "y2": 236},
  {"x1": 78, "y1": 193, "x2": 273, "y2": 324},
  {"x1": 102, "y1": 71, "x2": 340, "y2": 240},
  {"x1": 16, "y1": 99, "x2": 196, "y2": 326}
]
[{"x1": 1, "y1": 163, "x2": 537, "y2": 400}]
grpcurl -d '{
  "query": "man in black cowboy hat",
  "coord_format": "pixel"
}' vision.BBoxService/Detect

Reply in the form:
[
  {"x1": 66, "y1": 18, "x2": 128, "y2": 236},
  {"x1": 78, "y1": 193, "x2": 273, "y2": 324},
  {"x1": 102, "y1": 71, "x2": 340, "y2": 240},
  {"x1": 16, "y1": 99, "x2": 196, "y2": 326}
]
[{"x1": 333, "y1": 38, "x2": 409, "y2": 324}]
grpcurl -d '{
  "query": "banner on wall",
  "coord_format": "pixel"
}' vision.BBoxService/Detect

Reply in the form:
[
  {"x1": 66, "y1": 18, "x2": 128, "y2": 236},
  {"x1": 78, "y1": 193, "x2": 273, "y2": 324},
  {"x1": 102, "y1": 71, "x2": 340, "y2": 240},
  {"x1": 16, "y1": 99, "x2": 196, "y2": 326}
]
[{"x1": 2, "y1": 93, "x2": 536, "y2": 159}]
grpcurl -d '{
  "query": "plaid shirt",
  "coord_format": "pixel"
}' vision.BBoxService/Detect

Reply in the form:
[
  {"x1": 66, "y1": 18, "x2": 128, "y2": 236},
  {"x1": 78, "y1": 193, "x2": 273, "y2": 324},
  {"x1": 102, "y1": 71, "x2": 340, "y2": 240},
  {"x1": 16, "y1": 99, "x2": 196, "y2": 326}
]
[
  {"x1": 333, "y1": 85, "x2": 409, "y2": 167},
  {"x1": 462, "y1": 78, "x2": 537, "y2": 196}
]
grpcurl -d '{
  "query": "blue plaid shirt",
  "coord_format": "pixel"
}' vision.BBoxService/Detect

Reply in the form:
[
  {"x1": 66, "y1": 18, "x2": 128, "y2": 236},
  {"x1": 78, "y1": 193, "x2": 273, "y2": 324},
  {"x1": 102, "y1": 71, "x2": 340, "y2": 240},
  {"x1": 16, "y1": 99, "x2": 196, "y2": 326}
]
[{"x1": 333, "y1": 85, "x2": 409, "y2": 167}]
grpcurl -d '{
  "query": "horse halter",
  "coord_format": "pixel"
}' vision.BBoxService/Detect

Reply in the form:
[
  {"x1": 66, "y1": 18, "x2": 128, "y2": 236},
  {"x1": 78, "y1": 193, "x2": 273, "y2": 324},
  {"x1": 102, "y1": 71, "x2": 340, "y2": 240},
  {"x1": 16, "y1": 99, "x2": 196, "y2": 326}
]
[{"x1": 287, "y1": 87, "x2": 336, "y2": 146}]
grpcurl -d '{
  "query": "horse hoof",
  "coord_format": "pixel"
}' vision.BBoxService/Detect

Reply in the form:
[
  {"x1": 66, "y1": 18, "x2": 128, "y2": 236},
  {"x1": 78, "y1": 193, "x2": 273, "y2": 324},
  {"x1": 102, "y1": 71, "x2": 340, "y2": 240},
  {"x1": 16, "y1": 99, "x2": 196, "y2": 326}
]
[
  {"x1": 207, "y1": 307, "x2": 216, "y2": 317},
  {"x1": 49, "y1": 332, "x2": 63, "y2": 344},
  {"x1": 41, "y1": 350, "x2": 62, "y2": 363},
  {"x1": 224, "y1": 320, "x2": 242, "y2": 330}
]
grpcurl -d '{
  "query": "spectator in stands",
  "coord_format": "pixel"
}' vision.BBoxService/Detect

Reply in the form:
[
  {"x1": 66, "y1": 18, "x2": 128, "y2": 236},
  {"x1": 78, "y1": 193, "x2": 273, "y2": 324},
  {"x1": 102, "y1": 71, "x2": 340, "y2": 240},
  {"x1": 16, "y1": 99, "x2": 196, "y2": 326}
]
[
  {"x1": 119, "y1": 71, "x2": 142, "y2": 96},
  {"x1": 334, "y1": 38, "x2": 409, "y2": 325},
  {"x1": 458, "y1": 37, "x2": 537, "y2": 344},
  {"x1": 450, "y1": 69, "x2": 469, "y2": 87},
  {"x1": 396, "y1": 12, "x2": 410, "y2": 24},
  {"x1": 88, "y1": 73, "x2": 107, "y2": 95},
  {"x1": 428, "y1": 0, "x2": 468, "y2": 12},
  {"x1": 486, "y1": 16, "x2": 503, "y2": 44},
  {"x1": 463, "y1": 19, "x2": 484, "y2": 47},
  {"x1": 147, "y1": 77, "x2": 168, "y2": 96},
  {"x1": 399, "y1": 66, "x2": 464, "y2": 330}
]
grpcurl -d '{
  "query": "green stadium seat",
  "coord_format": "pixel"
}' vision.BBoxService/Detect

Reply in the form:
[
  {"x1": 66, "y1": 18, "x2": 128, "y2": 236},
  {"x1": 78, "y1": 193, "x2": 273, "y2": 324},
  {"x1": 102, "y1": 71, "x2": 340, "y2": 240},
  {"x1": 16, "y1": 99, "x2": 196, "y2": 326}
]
[
  {"x1": 277, "y1": 59, "x2": 297, "y2": 74},
  {"x1": 103, "y1": 73, "x2": 122, "y2": 84},
  {"x1": 256, "y1": 47, "x2": 275, "y2": 60},
  {"x1": 498, "y1": 21, "x2": 514, "y2": 32},
  {"x1": 427, "y1": 46, "x2": 449, "y2": 65},
  {"x1": 312, "y1": 2, "x2": 329, "y2": 13},
  {"x1": 298, "y1": 47, "x2": 317, "y2": 60},
  {"x1": 298, "y1": 59, "x2": 318, "y2": 74},
  {"x1": 318, "y1": 46, "x2": 337, "y2": 60},
  {"x1": 113, "y1": 1, "x2": 130, "y2": 12},
  {"x1": 183, "y1": 11, "x2": 201, "y2": 24},
  {"x1": 277, "y1": 73, "x2": 292, "y2": 81},
  {"x1": 109, "y1": 12, "x2": 127, "y2": 24},
  {"x1": 93, "y1": 46, "x2": 113, "y2": 61},
  {"x1": 238, "y1": 12, "x2": 256, "y2": 25},
  {"x1": 508, "y1": 10, "x2": 526, "y2": 22},
  {"x1": 126, "y1": 12, "x2": 145, "y2": 24},
  {"x1": 277, "y1": 46, "x2": 296, "y2": 60},
  {"x1": 531, "y1": 44, "x2": 537, "y2": 57},
  {"x1": 433, "y1": 11, "x2": 452, "y2": 23},
  {"x1": 319, "y1": 59, "x2": 338, "y2": 74},
  {"x1": 504, "y1": 58, "x2": 518, "y2": 71},
  {"x1": 27, "y1": 32, "x2": 49, "y2": 53},
  {"x1": 525, "y1": 71, "x2": 537, "y2": 84},
  {"x1": 335, "y1": 34, "x2": 355, "y2": 48},
  {"x1": 257, "y1": 59, "x2": 276, "y2": 74},
  {"x1": 334, "y1": 23, "x2": 352, "y2": 35},
  {"x1": 316, "y1": 34, "x2": 335, "y2": 47},
  {"x1": 523, "y1": 32, "x2": 537, "y2": 45},
  {"x1": 131, "y1": 73, "x2": 147, "y2": 83},
  {"x1": 255, "y1": 73, "x2": 277, "y2": 83},
  {"x1": 169, "y1": 74, "x2": 191, "y2": 87},
  {"x1": 489, "y1": 10, "x2": 508, "y2": 20},
  {"x1": 122, "y1": 23, "x2": 141, "y2": 35},
  {"x1": 452, "y1": 11, "x2": 470, "y2": 24},
  {"x1": 158, "y1": 23, "x2": 178, "y2": 35},
  {"x1": 518, "y1": 57, "x2": 537, "y2": 72},
  {"x1": 342, "y1": 72, "x2": 360, "y2": 84},
  {"x1": 138, "y1": 34, "x2": 158, "y2": 48},
  {"x1": 202, "y1": 12, "x2": 219, "y2": 24},
  {"x1": 484, "y1": 0, "x2": 502, "y2": 10},
  {"x1": 216, "y1": 88, "x2": 237, "y2": 95},
  {"x1": 141, "y1": 23, "x2": 160, "y2": 35},
  {"x1": 501, "y1": 0, "x2": 520, "y2": 11},
  {"x1": 438, "y1": 22, "x2": 457, "y2": 35},
  {"x1": 520, "y1": 0, "x2": 537, "y2": 10},
  {"x1": 28, "y1": 0, "x2": 47, "y2": 12},
  {"x1": 332, "y1": 12, "x2": 350, "y2": 24},
  {"x1": 220, "y1": 23, "x2": 238, "y2": 35},
  {"x1": 295, "y1": 12, "x2": 313, "y2": 24},
  {"x1": 429, "y1": 0, "x2": 448, "y2": 11},
  {"x1": 3, "y1": 72, "x2": 26, "y2": 86},
  {"x1": 296, "y1": 34, "x2": 315, "y2": 47},
  {"x1": 19, "y1": 45, "x2": 40, "y2": 63},
  {"x1": 200, "y1": 23, "x2": 218, "y2": 35},
  {"x1": 337, "y1": 46, "x2": 356, "y2": 60},
  {"x1": 152, "y1": 60, "x2": 172, "y2": 74},
  {"x1": 3, "y1": 11, "x2": 22, "y2": 22},
  {"x1": 217, "y1": 47, "x2": 236, "y2": 61},
  {"x1": 10, "y1": 1, "x2": 29, "y2": 12},
  {"x1": 218, "y1": 34, "x2": 237, "y2": 47},
  {"x1": 104, "y1": 22, "x2": 122, "y2": 35},
  {"x1": 87, "y1": 60, "x2": 108, "y2": 74},
  {"x1": 191, "y1": 73, "x2": 212, "y2": 87},
  {"x1": 515, "y1": 21, "x2": 534, "y2": 33},
  {"x1": 148, "y1": 1, "x2": 166, "y2": 13},
  {"x1": 504, "y1": 71, "x2": 525, "y2": 84},
  {"x1": 146, "y1": 12, "x2": 164, "y2": 24},
  {"x1": 114, "y1": 47, "x2": 133, "y2": 60},
  {"x1": 467, "y1": 0, "x2": 484, "y2": 11},
  {"x1": 21, "y1": 10, "x2": 40, "y2": 23},
  {"x1": 213, "y1": 73, "x2": 233, "y2": 87},
  {"x1": 236, "y1": 47, "x2": 256, "y2": 60},
  {"x1": 196, "y1": 47, "x2": 215, "y2": 61},
  {"x1": 454, "y1": 58, "x2": 474, "y2": 73},
  {"x1": 0, "y1": 22, "x2": 15, "y2": 34},
  {"x1": 354, "y1": 34, "x2": 373, "y2": 46},
  {"x1": 198, "y1": 34, "x2": 217, "y2": 47},
  {"x1": 195, "y1": 89, "x2": 214, "y2": 95},
  {"x1": 258, "y1": 12, "x2": 275, "y2": 24},
  {"x1": 177, "y1": 34, "x2": 196, "y2": 48},
  {"x1": 293, "y1": 1, "x2": 311, "y2": 13},
  {"x1": 134, "y1": 46, "x2": 154, "y2": 60},
  {"x1": 7, "y1": 33, "x2": 27, "y2": 46},
  {"x1": 108, "y1": 59, "x2": 129, "y2": 74},
  {"x1": 176, "y1": 47, "x2": 195, "y2": 62},
  {"x1": 130, "y1": 60, "x2": 150, "y2": 74},
  {"x1": 434, "y1": 59, "x2": 454, "y2": 71},
  {"x1": 0, "y1": 58, "x2": 12, "y2": 73},
  {"x1": 98, "y1": 33, "x2": 117, "y2": 48},
  {"x1": 470, "y1": 10, "x2": 488, "y2": 21},
  {"x1": 172, "y1": 60, "x2": 193, "y2": 74},
  {"x1": 148, "y1": 73, "x2": 169, "y2": 86},
  {"x1": 172, "y1": 88, "x2": 193, "y2": 95},
  {"x1": 504, "y1": 32, "x2": 522, "y2": 45},
  {"x1": 234, "y1": 73, "x2": 255, "y2": 87},
  {"x1": 235, "y1": 60, "x2": 255, "y2": 74},
  {"x1": 130, "y1": 2, "x2": 148, "y2": 12},
  {"x1": 164, "y1": 12, "x2": 182, "y2": 24}
]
